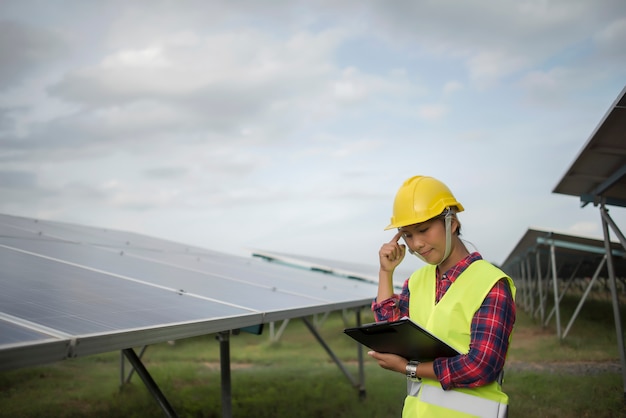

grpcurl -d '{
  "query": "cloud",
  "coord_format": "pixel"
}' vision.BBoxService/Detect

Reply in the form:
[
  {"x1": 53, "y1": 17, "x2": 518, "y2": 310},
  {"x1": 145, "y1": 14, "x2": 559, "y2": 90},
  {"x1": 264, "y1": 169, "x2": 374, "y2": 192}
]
[
  {"x1": 0, "y1": 0, "x2": 625, "y2": 267},
  {"x1": 518, "y1": 67, "x2": 581, "y2": 106},
  {"x1": 143, "y1": 166, "x2": 188, "y2": 180},
  {"x1": 443, "y1": 81, "x2": 463, "y2": 95},
  {"x1": 0, "y1": 20, "x2": 69, "y2": 90},
  {"x1": 2, "y1": 27, "x2": 366, "y2": 165},
  {"x1": 566, "y1": 221, "x2": 603, "y2": 238},
  {"x1": 355, "y1": 0, "x2": 626, "y2": 87},
  {"x1": 49, "y1": 28, "x2": 346, "y2": 105},
  {"x1": 417, "y1": 104, "x2": 447, "y2": 120},
  {"x1": 0, "y1": 169, "x2": 37, "y2": 188},
  {"x1": 593, "y1": 17, "x2": 626, "y2": 65}
]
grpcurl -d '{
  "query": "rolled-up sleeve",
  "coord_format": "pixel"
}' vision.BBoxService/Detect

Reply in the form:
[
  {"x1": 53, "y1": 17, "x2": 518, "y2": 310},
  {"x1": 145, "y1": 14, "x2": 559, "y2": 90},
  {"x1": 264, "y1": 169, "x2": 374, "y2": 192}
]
[{"x1": 371, "y1": 278, "x2": 411, "y2": 322}]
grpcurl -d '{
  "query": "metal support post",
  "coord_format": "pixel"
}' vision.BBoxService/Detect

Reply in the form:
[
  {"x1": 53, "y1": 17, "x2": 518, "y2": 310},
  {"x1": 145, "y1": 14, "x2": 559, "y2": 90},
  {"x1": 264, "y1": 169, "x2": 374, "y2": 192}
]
[
  {"x1": 520, "y1": 260, "x2": 529, "y2": 311},
  {"x1": 600, "y1": 203, "x2": 626, "y2": 402},
  {"x1": 535, "y1": 251, "x2": 545, "y2": 323},
  {"x1": 550, "y1": 244, "x2": 561, "y2": 338},
  {"x1": 217, "y1": 331, "x2": 232, "y2": 418},
  {"x1": 269, "y1": 319, "x2": 290, "y2": 342},
  {"x1": 120, "y1": 346, "x2": 148, "y2": 385},
  {"x1": 562, "y1": 256, "x2": 607, "y2": 339},
  {"x1": 526, "y1": 256, "x2": 535, "y2": 318},
  {"x1": 355, "y1": 309, "x2": 365, "y2": 400},
  {"x1": 545, "y1": 259, "x2": 584, "y2": 326}
]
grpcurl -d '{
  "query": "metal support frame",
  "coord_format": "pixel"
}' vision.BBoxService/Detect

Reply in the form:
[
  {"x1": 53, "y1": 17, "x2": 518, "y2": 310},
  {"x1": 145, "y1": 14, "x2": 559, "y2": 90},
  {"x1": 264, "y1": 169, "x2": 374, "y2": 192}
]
[
  {"x1": 122, "y1": 348, "x2": 178, "y2": 418},
  {"x1": 562, "y1": 256, "x2": 607, "y2": 339},
  {"x1": 518, "y1": 239, "x2": 618, "y2": 342},
  {"x1": 515, "y1": 261, "x2": 525, "y2": 310},
  {"x1": 549, "y1": 244, "x2": 562, "y2": 339},
  {"x1": 535, "y1": 251, "x2": 545, "y2": 323},
  {"x1": 120, "y1": 345, "x2": 148, "y2": 385},
  {"x1": 216, "y1": 331, "x2": 232, "y2": 418},
  {"x1": 116, "y1": 308, "x2": 370, "y2": 418},
  {"x1": 119, "y1": 335, "x2": 234, "y2": 418},
  {"x1": 534, "y1": 249, "x2": 556, "y2": 324},
  {"x1": 545, "y1": 259, "x2": 583, "y2": 326},
  {"x1": 521, "y1": 258, "x2": 529, "y2": 311},
  {"x1": 525, "y1": 257, "x2": 535, "y2": 316},
  {"x1": 599, "y1": 203, "x2": 626, "y2": 401},
  {"x1": 302, "y1": 313, "x2": 366, "y2": 399},
  {"x1": 313, "y1": 311, "x2": 331, "y2": 328},
  {"x1": 269, "y1": 319, "x2": 290, "y2": 342}
]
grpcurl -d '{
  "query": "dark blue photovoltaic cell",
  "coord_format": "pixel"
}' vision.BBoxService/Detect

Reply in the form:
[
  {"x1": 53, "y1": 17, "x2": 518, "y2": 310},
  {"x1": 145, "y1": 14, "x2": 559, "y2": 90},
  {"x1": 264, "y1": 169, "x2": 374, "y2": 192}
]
[
  {"x1": 0, "y1": 319, "x2": 55, "y2": 345},
  {"x1": 0, "y1": 249, "x2": 257, "y2": 336},
  {"x1": 0, "y1": 232, "x2": 376, "y2": 308},
  {"x1": 0, "y1": 214, "x2": 223, "y2": 256}
]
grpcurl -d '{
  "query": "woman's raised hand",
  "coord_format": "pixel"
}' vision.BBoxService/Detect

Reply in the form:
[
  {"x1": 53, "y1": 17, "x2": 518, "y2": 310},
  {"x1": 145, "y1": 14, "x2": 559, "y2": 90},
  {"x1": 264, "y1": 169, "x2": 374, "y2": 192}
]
[{"x1": 379, "y1": 230, "x2": 406, "y2": 272}]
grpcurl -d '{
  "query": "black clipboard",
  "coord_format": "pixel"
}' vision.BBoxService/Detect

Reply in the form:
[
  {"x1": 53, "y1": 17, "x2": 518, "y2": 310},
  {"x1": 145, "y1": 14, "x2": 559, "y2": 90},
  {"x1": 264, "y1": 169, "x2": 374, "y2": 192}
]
[{"x1": 343, "y1": 318, "x2": 461, "y2": 361}]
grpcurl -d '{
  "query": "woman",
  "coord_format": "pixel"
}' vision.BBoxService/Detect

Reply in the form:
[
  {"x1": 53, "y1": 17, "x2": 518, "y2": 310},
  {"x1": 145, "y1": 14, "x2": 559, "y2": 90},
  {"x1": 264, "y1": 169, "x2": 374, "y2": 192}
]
[{"x1": 369, "y1": 175, "x2": 516, "y2": 417}]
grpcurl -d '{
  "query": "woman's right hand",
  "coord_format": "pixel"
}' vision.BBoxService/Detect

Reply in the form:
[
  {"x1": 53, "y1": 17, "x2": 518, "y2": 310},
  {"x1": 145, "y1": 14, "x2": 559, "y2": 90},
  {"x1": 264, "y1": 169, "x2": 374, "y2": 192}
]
[{"x1": 379, "y1": 230, "x2": 406, "y2": 272}]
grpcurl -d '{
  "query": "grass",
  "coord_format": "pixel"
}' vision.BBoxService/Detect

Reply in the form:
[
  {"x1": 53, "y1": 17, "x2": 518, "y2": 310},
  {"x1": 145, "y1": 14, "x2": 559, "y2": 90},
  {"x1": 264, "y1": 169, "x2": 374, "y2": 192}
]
[{"x1": 1, "y1": 293, "x2": 626, "y2": 417}]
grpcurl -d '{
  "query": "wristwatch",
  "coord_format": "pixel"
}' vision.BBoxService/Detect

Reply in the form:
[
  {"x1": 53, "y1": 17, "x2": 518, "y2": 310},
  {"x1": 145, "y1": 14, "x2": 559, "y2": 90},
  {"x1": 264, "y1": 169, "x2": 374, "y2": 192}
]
[{"x1": 405, "y1": 360, "x2": 420, "y2": 379}]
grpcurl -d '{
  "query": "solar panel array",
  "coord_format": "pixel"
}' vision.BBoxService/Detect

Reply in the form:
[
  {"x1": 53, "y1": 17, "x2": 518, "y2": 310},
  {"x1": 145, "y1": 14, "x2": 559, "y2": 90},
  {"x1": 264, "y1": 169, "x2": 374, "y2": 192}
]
[
  {"x1": 501, "y1": 228, "x2": 626, "y2": 279},
  {"x1": 0, "y1": 214, "x2": 380, "y2": 372},
  {"x1": 250, "y1": 248, "x2": 416, "y2": 289},
  {"x1": 507, "y1": 85, "x2": 626, "y2": 400}
]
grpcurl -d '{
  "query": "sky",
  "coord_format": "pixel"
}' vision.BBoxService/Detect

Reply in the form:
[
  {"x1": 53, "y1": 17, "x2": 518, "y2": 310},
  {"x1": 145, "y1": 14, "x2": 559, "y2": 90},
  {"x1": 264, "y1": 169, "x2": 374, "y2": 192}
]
[{"x1": 1, "y1": 0, "x2": 625, "y2": 273}]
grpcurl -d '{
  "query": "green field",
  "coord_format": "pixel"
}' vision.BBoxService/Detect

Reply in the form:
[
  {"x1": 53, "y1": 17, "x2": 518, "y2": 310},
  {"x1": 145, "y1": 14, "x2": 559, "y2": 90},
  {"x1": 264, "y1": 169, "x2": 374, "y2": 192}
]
[{"x1": 1, "y1": 294, "x2": 625, "y2": 417}]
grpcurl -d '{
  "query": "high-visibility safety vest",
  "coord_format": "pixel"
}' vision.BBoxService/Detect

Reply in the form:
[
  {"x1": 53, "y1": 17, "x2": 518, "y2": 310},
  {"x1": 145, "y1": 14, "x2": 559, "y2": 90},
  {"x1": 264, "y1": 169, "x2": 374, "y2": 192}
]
[{"x1": 404, "y1": 260, "x2": 516, "y2": 418}]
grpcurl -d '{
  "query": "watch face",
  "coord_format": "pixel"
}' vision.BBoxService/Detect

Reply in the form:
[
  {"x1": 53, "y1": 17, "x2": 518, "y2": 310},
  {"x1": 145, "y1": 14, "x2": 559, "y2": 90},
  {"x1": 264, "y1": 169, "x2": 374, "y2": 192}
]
[{"x1": 405, "y1": 360, "x2": 422, "y2": 379}]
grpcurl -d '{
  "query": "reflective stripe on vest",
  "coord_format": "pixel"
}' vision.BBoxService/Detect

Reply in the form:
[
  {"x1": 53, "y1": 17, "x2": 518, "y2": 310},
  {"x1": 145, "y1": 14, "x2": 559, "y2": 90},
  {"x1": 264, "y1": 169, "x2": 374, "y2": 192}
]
[{"x1": 407, "y1": 380, "x2": 507, "y2": 418}]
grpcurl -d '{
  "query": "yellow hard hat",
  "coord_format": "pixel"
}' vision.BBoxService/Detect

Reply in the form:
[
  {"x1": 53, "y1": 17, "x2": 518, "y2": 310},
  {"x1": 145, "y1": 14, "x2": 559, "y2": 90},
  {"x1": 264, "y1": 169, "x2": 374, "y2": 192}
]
[{"x1": 385, "y1": 175, "x2": 464, "y2": 230}]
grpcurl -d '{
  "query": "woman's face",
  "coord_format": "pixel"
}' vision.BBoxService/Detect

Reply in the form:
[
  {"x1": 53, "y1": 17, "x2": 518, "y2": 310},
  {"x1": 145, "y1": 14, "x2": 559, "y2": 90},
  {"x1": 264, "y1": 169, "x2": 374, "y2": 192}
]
[{"x1": 399, "y1": 217, "x2": 451, "y2": 264}]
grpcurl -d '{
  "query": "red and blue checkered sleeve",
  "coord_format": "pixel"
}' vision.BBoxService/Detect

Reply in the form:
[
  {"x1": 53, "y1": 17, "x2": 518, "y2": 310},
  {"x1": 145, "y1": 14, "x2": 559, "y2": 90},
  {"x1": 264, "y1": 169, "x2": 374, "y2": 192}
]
[
  {"x1": 434, "y1": 278, "x2": 516, "y2": 389},
  {"x1": 371, "y1": 277, "x2": 411, "y2": 322}
]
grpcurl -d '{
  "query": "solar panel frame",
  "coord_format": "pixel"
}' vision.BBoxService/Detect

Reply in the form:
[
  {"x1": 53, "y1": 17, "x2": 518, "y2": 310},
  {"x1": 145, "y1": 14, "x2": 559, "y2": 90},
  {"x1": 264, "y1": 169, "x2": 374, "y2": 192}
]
[{"x1": 553, "y1": 85, "x2": 626, "y2": 207}]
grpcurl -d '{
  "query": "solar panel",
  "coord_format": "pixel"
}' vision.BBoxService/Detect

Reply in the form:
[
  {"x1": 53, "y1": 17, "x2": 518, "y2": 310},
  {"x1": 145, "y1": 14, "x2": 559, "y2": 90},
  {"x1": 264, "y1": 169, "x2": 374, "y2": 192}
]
[
  {"x1": 501, "y1": 228, "x2": 626, "y2": 284},
  {"x1": 0, "y1": 232, "x2": 372, "y2": 308},
  {"x1": 0, "y1": 318, "x2": 59, "y2": 345},
  {"x1": 553, "y1": 85, "x2": 626, "y2": 207},
  {"x1": 0, "y1": 213, "x2": 379, "y2": 371}
]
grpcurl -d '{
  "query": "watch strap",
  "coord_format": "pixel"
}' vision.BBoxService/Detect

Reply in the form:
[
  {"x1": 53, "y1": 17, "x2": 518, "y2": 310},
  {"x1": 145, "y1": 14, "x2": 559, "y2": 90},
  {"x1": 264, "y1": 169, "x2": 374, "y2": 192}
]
[{"x1": 405, "y1": 360, "x2": 420, "y2": 379}]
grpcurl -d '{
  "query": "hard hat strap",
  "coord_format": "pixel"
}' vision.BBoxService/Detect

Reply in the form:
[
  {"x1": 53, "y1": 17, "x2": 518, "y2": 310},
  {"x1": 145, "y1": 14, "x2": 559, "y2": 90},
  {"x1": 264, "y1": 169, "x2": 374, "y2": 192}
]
[
  {"x1": 408, "y1": 208, "x2": 454, "y2": 266},
  {"x1": 439, "y1": 210, "x2": 453, "y2": 265}
]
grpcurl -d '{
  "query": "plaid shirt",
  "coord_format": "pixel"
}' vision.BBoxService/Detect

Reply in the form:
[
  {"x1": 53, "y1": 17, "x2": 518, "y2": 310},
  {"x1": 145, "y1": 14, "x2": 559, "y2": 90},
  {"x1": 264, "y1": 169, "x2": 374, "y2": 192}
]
[{"x1": 371, "y1": 252, "x2": 516, "y2": 390}]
